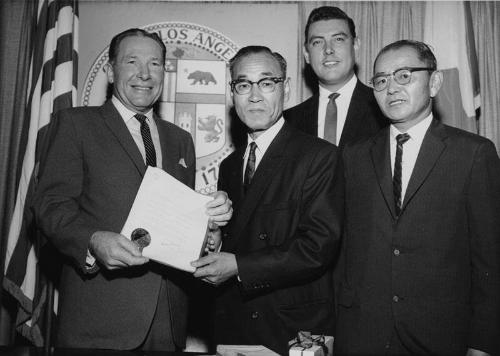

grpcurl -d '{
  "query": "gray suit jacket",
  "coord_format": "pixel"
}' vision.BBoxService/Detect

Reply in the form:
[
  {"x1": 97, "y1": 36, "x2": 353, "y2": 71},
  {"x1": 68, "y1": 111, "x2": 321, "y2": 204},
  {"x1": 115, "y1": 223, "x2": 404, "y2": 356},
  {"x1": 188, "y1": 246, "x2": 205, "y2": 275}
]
[{"x1": 34, "y1": 101, "x2": 195, "y2": 349}]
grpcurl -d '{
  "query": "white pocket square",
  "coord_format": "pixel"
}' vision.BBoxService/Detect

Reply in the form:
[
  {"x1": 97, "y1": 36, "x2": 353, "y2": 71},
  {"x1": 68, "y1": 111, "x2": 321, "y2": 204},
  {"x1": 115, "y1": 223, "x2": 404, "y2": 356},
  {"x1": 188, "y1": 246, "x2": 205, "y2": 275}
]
[{"x1": 178, "y1": 158, "x2": 187, "y2": 168}]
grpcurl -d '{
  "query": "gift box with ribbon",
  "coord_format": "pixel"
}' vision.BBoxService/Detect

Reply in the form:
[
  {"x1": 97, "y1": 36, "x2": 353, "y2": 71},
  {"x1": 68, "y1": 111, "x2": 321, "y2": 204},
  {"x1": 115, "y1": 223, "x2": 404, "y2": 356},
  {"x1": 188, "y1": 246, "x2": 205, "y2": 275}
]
[{"x1": 288, "y1": 331, "x2": 334, "y2": 356}]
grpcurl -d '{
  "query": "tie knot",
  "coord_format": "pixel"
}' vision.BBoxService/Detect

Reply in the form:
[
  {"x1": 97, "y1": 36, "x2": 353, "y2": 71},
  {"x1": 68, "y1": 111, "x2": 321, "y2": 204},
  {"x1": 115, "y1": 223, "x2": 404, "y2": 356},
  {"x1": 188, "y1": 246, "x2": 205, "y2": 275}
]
[
  {"x1": 329, "y1": 92, "x2": 340, "y2": 101},
  {"x1": 248, "y1": 141, "x2": 257, "y2": 153},
  {"x1": 135, "y1": 113, "x2": 148, "y2": 124},
  {"x1": 396, "y1": 133, "x2": 410, "y2": 145}
]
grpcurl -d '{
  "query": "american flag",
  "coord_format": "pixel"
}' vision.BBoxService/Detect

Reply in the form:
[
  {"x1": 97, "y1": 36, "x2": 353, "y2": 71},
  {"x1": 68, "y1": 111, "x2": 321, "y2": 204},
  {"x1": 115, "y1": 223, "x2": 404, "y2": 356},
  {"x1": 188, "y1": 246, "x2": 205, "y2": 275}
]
[{"x1": 3, "y1": 0, "x2": 78, "y2": 346}]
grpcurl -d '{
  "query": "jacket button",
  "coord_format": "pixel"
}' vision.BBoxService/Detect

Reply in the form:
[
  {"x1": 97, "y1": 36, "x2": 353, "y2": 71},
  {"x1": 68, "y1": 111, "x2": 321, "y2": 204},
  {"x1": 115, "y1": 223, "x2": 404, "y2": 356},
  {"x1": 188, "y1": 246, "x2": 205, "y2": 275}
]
[
  {"x1": 258, "y1": 233, "x2": 267, "y2": 240},
  {"x1": 251, "y1": 311, "x2": 259, "y2": 319},
  {"x1": 392, "y1": 295, "x2": 399, "y2": 303},
  {"x1": 393, "y1": 249, "x2": 400, "y2": 256}
]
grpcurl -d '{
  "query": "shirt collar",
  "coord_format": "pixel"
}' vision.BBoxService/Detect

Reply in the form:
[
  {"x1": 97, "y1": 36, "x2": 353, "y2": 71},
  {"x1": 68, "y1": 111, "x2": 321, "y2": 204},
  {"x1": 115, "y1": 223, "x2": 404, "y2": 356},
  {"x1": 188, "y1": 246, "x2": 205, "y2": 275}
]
[
  {"x1": 246, "y1": 117, "x2": 285, "y2": 155},
  {"x1": 318, "y1": 74, "x2": 357, "y2": 100},
  {"x1": 390, "y1": 113, "x2": 433, "y2": 142},
  {"x1": 112, "y1": 96, "x2": 154, "y2": 123}
]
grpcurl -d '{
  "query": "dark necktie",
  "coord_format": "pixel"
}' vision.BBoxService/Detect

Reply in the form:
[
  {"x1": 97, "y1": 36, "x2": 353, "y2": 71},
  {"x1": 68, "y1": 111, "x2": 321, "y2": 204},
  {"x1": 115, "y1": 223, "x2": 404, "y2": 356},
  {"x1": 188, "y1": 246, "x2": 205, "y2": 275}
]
[
  {"x1": 243, "y1": 142, "x2": 257, "y2": 192},
  {"x1": 135, "y1": 114, "x2": 157, "y2": 167},
  {"x1": 324, "y1": 92, "x2": 340, "y2": 144},
  {"x1": 393, "y1": 133, "x2": 411, "y2": 216}
]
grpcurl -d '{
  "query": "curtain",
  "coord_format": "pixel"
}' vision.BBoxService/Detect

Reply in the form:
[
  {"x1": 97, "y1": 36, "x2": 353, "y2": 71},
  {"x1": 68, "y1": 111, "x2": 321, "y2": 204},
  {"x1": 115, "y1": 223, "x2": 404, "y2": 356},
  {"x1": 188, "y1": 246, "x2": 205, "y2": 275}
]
[
  {"x1": 0, "y1": 0, "x2": 37, "y2": 345},
  {"x1": 470, "y1": 2, "x2": 500, "y2": 149},
  {"x1": 298, "y1": 1, "x2": 424, "y2": 98}
]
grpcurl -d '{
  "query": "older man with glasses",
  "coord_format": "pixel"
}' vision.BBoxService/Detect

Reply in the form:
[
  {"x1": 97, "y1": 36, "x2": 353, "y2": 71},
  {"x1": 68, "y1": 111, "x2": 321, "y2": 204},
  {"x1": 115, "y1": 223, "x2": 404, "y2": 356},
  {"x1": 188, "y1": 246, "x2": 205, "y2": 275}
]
[
  {"x1": 191, "y1": 45, "x2": 344, "y2": 355},
  {"x1": 335, "y1": 39, "x2": 500, "y2": 356}
]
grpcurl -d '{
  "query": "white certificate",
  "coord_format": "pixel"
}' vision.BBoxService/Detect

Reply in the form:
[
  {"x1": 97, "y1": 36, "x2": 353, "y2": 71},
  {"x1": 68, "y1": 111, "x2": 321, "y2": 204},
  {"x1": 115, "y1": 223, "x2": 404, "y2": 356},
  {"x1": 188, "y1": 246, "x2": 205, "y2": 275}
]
[{"x1": 121, "y1": 166, "x2": 212, "y2": 272}]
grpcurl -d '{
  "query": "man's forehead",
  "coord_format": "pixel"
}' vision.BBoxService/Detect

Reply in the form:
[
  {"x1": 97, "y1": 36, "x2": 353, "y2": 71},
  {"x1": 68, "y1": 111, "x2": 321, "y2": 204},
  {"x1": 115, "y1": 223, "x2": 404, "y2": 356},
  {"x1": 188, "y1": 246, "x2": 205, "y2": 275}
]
[
  {"x1": 117, "y1": 36, "x2": 163, "y2": 55},
  {"x1": 375, "y1": 47, "x2": 423, "y2": 71},
  {"x1": 233, "y1": 53, "x2": 281, "y2": 77},
  {"x1": 308, "y1": 19, "x2": 351, "y2": 38}
]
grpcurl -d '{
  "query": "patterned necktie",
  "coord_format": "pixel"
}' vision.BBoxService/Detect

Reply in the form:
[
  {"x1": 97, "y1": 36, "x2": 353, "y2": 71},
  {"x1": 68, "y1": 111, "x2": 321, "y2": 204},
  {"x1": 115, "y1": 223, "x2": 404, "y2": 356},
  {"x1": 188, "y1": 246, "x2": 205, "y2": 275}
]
[
  {"x1": 324, "y1": 92, "x2": 340, "y2": 144},
  {"x1": 393, "y1": 133, "x2": 411, "y2": 216},
  {"x1": 135, "y1": 114, "x2": 157, "y2": 167},
  {"x1": 243, "y1": 142, "x2": 257, "y2": 192}
]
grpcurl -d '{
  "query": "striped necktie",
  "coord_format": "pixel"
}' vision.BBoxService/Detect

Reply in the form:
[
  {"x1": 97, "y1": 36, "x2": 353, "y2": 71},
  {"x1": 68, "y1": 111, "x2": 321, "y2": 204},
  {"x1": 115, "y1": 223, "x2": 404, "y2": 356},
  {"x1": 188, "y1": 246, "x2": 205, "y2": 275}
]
[
  {"x1": 135, "y1": 114, "x2": 157, "y2": 167},
  {"x1": 393, "y1": 133, "x2": 410, "y2": 216},
  {"x1": 243, "y1": 142, "x2": 257, "y2": 193}
]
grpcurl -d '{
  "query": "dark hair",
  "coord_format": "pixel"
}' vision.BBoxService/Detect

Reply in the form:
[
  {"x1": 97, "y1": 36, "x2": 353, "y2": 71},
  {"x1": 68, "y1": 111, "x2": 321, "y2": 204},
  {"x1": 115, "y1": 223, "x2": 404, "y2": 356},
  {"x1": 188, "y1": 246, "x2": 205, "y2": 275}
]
[
  {"x1": 305, "y1": 6, "x2": 356, "y2": 43},
  {"x1": 373, "y1": 40, "x2": 437, "y2": 72},
  {"x1": 229, "y1": 45, "x2": 287, "y2": 78},
  {"x1": 108, "y1": 28, "x2": 166, "y2": 64}
]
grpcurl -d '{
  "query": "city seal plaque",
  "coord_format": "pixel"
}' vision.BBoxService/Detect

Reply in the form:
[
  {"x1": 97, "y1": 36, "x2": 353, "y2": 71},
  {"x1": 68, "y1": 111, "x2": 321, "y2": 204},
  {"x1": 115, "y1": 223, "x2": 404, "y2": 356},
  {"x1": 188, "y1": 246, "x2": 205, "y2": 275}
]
[{"x1": 82, "y1": 22, "x2": 240, "y2": 194}]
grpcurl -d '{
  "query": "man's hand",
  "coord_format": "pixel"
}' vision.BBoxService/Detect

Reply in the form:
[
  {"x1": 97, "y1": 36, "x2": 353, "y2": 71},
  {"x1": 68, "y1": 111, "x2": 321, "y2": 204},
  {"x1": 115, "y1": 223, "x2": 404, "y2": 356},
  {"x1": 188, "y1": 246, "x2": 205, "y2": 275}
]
[
  {"x1": 89, "y1": 231, "x2": 149, "y2": 270},
  {"x1": 191, "y1": 252, "x2": 238, "y2": 285},
  {"x1": 206, "y1": 191, "x2": 232, "y2": 228}
]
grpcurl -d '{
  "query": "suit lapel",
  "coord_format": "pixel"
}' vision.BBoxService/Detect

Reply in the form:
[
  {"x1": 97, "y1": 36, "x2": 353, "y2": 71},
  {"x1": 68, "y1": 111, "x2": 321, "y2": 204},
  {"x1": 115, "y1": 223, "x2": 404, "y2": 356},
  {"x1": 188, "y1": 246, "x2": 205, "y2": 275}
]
[
  {"x1": 340, "y1": 81, "x2": 366, "y2": 148},
  {"x1": 370, "y1": 128, "x2": 396, "y2": 218},
  {"x1": 155, "y1": 117, "x2": 177, "y2": 176},
  {"x1": 231, "y1": 124, "x2": 291, "y2": 239},
  {"x1": 100, "y1": 101, "x2": 146, "y2": 176},
  {"x1": 307, "y1": 94, "x2": 319, "y2": 135},
  {"x1": 402, "y1": 120, "x2": 447, "y2": 211}
]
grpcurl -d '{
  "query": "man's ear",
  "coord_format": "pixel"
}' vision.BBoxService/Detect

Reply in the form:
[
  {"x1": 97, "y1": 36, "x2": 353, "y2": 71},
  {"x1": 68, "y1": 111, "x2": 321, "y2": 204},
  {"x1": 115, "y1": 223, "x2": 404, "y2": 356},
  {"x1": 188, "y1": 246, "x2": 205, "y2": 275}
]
[
  {"x1": 105, "y1": 62, "x2": 114, "y2": 84},
  {"x1": 303, "y1": 45, "x2": 310, "y2": 65},
  {"x1": 284, "y1": 77, "x2": 291, "y2": 103},
  {"x1": 429, "y1": 70, "x2": 443, "y2": 98},
  {"x1": 353, "y1": 37, "x2": 360, "y2": 60}
]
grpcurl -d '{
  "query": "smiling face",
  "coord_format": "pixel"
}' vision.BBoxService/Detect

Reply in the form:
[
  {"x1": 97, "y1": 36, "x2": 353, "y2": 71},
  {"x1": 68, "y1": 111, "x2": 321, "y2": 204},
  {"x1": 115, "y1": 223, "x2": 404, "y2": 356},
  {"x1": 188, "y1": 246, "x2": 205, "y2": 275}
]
[
  {"x1": 373, "y1": 46, "x2": 442, "y2": 131},
  {"x1": 304, "y1": 19, "x2": 359, "y2": 92},
  {"x1": 231, "y1": 52, "x2": 290, "y2": 139},
  {"x1": 107, "y1": 35, "x2": 164, "y2": 113}
]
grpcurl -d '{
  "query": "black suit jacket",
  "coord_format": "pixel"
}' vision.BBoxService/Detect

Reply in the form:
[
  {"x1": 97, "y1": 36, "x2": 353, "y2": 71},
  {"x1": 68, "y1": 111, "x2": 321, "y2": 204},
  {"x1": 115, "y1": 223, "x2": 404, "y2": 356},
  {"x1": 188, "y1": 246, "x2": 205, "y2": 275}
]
[
  {"x1": 33, "y1": 101, "x2": 195, "y2": 349},
  {"x1": 335, "y1": 120, "x2": 500, "y2": 354},
  {"x1": 284, "y1": 80, "x2": 387, "y2": 150},
  {"x1": 215, "y1": 123, "x2": 344, "y2": 355}
]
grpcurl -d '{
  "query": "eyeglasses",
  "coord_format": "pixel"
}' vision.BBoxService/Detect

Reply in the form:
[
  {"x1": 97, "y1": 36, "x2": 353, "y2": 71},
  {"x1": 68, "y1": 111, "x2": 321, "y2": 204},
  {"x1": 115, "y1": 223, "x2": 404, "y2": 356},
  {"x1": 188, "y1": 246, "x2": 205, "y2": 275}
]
[
  {"x1": 370, "y1": 67, "x2": 433, "y2": 92},
  {"x1": 230, "y1": 77, "x2": 284, "y2": 95}
]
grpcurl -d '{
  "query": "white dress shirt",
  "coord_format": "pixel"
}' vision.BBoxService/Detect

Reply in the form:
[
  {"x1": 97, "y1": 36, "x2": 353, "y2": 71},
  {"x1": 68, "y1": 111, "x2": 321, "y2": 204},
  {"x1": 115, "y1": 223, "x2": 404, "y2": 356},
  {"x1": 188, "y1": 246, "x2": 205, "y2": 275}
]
[
  {"x1": 112, "y1": 96, "x2": 163, "y2": 168},
  {"x1": 243, "y1": 117, "x2": 285, "y2": 177},
  {"x1": 317, "y1": 74, "x2": 357, "y2": 144},
  {"x1": 390, "y1": 114, "x2": 433, "y2": 203}
]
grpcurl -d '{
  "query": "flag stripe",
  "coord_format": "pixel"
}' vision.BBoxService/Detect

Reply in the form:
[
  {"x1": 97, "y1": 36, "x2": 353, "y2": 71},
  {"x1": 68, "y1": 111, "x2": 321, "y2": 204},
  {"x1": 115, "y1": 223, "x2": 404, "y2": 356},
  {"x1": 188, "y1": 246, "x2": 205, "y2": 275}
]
[{"x1": 3, "y1": 0, "x2": 78, "y2": 346}]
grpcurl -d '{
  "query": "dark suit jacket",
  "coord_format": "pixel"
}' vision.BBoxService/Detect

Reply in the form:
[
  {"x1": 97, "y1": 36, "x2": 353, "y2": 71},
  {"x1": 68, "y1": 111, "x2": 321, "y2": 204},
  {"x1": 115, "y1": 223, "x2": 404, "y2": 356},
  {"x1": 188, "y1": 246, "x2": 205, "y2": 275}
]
[
  {"x1": 284, "y1": 80, "x2": 387, "y2": 150},
  {"x1": 33, "y1": 101, "x2": 195, "y2": 349},
  {"x1": 335, "y1": 120, "x2": 500, "y2": 355},
  {"x1": 214, "y1": 123, "x2": 344, "y2": 355}
]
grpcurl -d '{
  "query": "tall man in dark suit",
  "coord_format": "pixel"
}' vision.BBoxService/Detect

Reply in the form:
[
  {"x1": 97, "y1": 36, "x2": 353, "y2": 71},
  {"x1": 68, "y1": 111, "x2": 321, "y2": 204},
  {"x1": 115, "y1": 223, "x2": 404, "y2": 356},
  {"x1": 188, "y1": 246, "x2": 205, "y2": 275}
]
[
  {"x1": 335, "y1": 40, "x2": 500, "y2": 355},
  {"x1": 191, "y1": 46, "x2": 344, "y2": 355},
  {"x1": 33, "y1": 28, "x2": 232, "y2": 351},
  {"x1": 284, "y1": 6, "x2": 386, "y2": 149}
]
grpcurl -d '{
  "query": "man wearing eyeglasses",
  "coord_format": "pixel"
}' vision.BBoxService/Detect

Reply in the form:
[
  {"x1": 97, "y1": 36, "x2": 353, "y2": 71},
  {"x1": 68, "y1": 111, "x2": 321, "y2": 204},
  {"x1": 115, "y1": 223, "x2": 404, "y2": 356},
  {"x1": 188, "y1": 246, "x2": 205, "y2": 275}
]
[
  {"x1": 191, "y1": 46, "x2": 343, "y2": 354},
  {"x1": 335, "y1": 40, "x2": 500, "y2": 355},
  {"x1": 284, "y1": 6, "x2": 387, "y2": 150}
]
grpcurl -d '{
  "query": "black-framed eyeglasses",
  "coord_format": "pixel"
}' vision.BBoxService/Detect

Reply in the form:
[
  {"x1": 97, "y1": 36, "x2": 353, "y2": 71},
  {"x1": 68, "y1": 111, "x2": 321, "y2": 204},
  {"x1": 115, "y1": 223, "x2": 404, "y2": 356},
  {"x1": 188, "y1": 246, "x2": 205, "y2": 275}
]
[
  {"x1": 370, "y1": 67, "x2": 433, "y2": 92},
  {"x1": 230, "y1": 77, "x2": 284, "y2": 95}
]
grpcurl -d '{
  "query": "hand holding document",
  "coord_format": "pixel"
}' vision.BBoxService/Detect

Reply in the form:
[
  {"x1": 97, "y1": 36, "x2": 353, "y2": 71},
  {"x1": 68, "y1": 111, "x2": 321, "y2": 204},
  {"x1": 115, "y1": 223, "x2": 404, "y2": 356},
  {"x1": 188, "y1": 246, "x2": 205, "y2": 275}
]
[{"x1": 121, "y1": 167, "x2": 212, "y2": 272}]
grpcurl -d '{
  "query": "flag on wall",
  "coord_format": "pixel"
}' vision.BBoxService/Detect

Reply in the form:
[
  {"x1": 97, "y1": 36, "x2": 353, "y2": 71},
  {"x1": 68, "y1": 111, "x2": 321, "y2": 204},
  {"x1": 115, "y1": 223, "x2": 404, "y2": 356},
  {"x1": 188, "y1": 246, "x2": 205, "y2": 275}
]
[
  {"x1": 3, "y1": 0, "x2": 78, "y2": 346},
  {"x1": 423, "y1": 1, "x2": 480, "y2": 133}
]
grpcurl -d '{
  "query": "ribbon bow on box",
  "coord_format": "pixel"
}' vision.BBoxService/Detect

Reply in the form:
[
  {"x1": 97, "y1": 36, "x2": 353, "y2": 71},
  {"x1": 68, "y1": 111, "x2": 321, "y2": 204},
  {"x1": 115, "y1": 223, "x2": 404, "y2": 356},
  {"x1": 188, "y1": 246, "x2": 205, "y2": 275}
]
[{"x1": 289, "y1": 331, "x2": 328, "y2": 355}]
